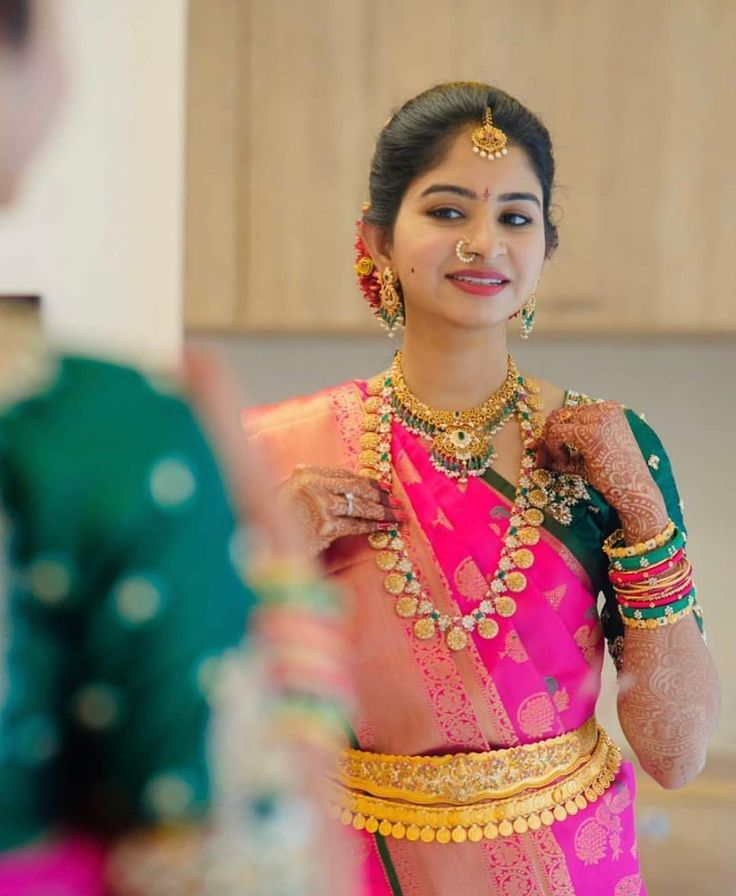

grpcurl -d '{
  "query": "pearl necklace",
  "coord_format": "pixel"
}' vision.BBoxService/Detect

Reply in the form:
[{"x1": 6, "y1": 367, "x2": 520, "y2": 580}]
[{"x1": 359, "y1": 366, "x2": 551, "y2": 652}]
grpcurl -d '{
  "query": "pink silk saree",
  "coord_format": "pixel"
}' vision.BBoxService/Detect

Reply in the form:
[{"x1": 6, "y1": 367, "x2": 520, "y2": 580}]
[{"x1": 247, "y1": 381, "x2": 646, "y2": 896}]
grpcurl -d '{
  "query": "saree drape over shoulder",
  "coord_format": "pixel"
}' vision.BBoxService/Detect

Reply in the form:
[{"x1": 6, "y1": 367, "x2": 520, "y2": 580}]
[{"x1": 248, "y1": 380, "x2": 686, "y2": 896}]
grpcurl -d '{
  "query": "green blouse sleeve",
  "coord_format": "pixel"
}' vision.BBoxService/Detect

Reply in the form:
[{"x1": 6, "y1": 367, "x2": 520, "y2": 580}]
[
  {"x1": 598, "y1": 408, "x2": 688, "y2": 667},
  {"x1": 0, "y1": 358, "x2": 256, "y2": 849}
]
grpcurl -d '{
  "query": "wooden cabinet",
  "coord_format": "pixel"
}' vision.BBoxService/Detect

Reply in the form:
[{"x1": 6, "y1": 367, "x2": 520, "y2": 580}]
[{"x1": 185, "y1": 0, "x2": 736, "y2": 334}]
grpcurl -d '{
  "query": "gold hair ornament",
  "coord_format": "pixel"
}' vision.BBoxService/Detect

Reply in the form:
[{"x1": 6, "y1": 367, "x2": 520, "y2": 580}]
[{"x1": 472, "y1": 107, "x2": 508, "y2": 161}]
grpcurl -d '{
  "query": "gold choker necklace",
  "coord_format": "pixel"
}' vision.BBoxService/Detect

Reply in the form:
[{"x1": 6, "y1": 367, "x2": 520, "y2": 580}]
[{"x1": 389, "y1": 353, "x2": 521, "y2": 483}]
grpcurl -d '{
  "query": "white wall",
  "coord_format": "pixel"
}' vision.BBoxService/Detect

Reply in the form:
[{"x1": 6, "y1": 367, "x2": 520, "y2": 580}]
[{"x1": 0, "y1": 0, "x2": 187, "y2": 367}]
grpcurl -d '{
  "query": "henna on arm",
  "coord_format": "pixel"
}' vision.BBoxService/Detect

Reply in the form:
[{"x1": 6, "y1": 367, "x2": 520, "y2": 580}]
[
  {"x1": 617, "y1": 617, "x2": 720, "y2": 788},
  {"x1": 543, "y1": 402, "x2": 668, "y2": 543},
  {"x1": 541, "y1": 401, "x2": 720, "y2": 787}
]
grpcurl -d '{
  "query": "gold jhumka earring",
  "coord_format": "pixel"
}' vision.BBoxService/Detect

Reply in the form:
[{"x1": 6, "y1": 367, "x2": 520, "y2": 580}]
[
  {"x1": 520, "y1": 292, "x2": 536, "y2": 339},
  {"x1": 378, "y1": 267, "x2": 404, "y2": 336},
  {"x1": 354, "y1": 206, "x2": 405, "y2": 336},
  {"x1": 471, "y1": 107, "x2": 508, "y2": 161}
]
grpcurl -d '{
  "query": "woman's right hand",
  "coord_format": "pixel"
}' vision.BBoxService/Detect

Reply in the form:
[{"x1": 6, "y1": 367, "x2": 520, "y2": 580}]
[{"x1": 278, "y1": 465, "x2": 404, "y2": 557}]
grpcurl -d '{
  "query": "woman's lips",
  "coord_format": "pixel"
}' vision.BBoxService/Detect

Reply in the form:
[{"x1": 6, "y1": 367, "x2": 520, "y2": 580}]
[{"x1": 446, "y1": 269, "x2": 510, "y2": 297}]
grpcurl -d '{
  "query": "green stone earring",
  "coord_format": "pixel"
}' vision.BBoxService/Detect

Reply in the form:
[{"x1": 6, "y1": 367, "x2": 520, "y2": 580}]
[{"x1": 520, "y1": 292, "x2": 536, "y2": 339}]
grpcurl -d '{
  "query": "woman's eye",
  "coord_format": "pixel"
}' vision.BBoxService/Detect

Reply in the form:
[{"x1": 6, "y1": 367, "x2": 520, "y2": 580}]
[
  {"x1": 428, "y1": 207, "x2": 464, "y2": 220},
  {"x1": 501, "y1": 212, "x2": 533, "y2": 226}
]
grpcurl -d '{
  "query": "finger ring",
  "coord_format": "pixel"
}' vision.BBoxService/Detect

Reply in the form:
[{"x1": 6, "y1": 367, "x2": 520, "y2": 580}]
[
  {"x1": 559, "y1": 408, "x2": 573, "y2": 422},
  {"x1": 344, "y1": 491, "x2": 355, "y2": 516},
  {"x1": 564, "y1": 443, "x2": 581, "y2": 458}
]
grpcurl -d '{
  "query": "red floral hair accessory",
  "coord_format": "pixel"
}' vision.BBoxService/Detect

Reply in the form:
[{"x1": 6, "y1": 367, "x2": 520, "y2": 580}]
[
  {"x1": 354, "y1": 210, "x2": 404, "y2": 334},
  {"x1": 353, "y1": 225, "x2": 381, "y2": 313}
]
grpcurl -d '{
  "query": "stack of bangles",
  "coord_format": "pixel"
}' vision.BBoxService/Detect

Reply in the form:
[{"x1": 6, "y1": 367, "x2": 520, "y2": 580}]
[
  {"x1": 252, "y1": 561, "x2": 354, "y2": 750},
  {"x1": 603, "y1": 520, "x2": 704, "y2": 635}
]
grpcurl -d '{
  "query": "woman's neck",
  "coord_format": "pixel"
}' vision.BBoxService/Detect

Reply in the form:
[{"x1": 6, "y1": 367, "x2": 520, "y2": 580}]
[{"x1": 399, "y1": 323, "x2": 511, "y2": 411}]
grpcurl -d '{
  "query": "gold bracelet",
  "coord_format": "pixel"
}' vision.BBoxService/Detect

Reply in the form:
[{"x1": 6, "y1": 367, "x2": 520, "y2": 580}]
[{"x1": 603, "y1": 519, "x2": 675, "y2": 559}]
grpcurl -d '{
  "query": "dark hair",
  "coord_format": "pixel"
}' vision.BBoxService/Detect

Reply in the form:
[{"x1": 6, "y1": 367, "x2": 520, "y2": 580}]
[
  {"x1": 0, "y1": 0, "x2": 30, "y2": 47},
  {"x1": 365, "y1": 82, "x2": 559, "y2": 255}
]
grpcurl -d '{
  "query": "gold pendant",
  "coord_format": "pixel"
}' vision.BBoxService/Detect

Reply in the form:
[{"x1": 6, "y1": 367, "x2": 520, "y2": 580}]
[
  {"x1": 396, "y1": 596, "x2": 418, "y2": 617},
  {"x1": 384, "y1": 574, "x2": 406, "y2": 595},
  {"x1": 495, "y1": 596, "x2": 517, "y2": 617},
  {"x1": 414, "y1": 618, "x2": 436, "y2": 639},
  {"x1": 446, "y1": 627, "x2": 469, "y2": 651},
  {"x1": 477, "y1": 618, "x2": 499, "y2": 639}
]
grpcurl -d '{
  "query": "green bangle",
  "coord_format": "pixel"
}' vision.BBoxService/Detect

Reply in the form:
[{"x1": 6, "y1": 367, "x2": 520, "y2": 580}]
[
  {"x1": 609, "y1": 528, "x2": 686, "y2": 572},
  {"x1": 274, "y1": 694, "x2": 351, "y2": 736},
  {"x1": 618, "y1": 589, "x2": 695, "y2": 621},
  {"x1": 257, "y1": 579, "x2": 340, "y2": 616}
]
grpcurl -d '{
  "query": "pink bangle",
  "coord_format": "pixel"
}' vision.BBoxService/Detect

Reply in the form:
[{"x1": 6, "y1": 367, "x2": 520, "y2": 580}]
[{"x1": 613, "y1": 562, "x2": 692, "y2": 601}]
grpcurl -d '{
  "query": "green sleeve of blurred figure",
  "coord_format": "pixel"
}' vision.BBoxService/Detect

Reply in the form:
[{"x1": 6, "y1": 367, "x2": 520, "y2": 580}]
[{"x1": 0, "y1": 357, "x2": 256, "y2": 850}]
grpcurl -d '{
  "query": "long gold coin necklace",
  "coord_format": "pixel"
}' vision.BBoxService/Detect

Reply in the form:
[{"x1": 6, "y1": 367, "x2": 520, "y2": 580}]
[{"x1": 359, "y1": 354, "x2": 551, "y2": 652}]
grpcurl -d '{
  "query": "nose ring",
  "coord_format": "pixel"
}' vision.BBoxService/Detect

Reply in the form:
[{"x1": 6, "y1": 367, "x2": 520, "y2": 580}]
[{"x1": 455, "y1": 238, "x2": 476, "y2": 264}]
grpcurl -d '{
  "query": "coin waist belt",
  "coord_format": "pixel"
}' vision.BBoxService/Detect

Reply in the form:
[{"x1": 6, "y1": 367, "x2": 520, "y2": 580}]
[{"x1": 328, "y1": 717, "x2": 622, "y2": 843}]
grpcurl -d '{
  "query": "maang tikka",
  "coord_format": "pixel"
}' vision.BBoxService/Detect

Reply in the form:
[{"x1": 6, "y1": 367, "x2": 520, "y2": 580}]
[{"x1": 471, "y1": 107, "x2": 508, "y2": 161}]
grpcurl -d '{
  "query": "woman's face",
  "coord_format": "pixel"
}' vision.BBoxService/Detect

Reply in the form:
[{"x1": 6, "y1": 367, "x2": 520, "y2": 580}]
[
  {"x1": 0, "y1": 1, "x2": 65, "y2": 204},
  {"x1": 378, "y1": 131, "x2": 547, "y2": 334}
]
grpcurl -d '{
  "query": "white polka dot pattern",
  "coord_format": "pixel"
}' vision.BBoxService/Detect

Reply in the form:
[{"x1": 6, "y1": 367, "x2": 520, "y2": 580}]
[
  {"x1": 143, "y1": 772, "x2": 195, "y2": 820},
  {"x1": 114, "y1": 574, "x2": 163, "y2": 625},
  {"x1": 148, "y1": 457, "x2": 197, "y2": 509},
  {"x1": 27, "y1": 556, "x2": 72, "y2": 605},
  {"x1": 73, "y1": 683, "x2": 122, "y2": 730}
]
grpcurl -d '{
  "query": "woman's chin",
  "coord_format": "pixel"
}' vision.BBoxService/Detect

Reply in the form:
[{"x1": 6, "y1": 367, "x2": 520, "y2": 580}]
[{"x1": 433, "y1": 306, "x2": 515, "y2": 333}]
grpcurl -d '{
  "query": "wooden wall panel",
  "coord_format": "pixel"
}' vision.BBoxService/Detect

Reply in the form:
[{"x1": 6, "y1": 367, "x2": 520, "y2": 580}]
[{"x1": 185, "y1": 0, "x2": 736, "y2": 334}]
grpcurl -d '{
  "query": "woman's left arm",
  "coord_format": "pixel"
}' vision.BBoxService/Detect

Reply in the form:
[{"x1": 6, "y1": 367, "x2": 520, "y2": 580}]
[{"x1": 542, "y1": 402, "x2": 721, "y2": 789}]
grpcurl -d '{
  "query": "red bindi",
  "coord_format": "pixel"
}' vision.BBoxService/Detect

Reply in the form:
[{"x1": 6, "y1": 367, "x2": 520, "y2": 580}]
[{"x1": 482, "y1": 187, "x2": 491, "y2": 202}]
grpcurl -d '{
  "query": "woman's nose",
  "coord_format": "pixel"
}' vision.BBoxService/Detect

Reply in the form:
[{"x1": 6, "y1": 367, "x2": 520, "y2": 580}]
[{"x1": 470, "y1": 219, "x2": 507, "y2": 261}]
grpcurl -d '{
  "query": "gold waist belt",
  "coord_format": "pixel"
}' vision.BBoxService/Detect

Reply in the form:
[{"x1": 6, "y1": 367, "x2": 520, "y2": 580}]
[{"x1": 328, "y1": 717, "x2": 621, "y2": 844}]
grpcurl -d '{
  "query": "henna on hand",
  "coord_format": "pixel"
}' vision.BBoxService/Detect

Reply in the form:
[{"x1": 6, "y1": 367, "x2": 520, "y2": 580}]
[
  {"x1": 539, "y1": 402, "x2": 667, "y2": 543},
  {"x1": 278, "y1": 465, "x2": 402, "y2": 557},
  {"x1": 617, "y1": 617, "x2": 720, "y2": 788}
]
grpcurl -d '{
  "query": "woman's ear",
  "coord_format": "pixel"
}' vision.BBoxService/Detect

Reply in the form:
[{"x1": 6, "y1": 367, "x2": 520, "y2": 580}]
[{"x1": 361, "y1": 221, "x2": 393, "y2": 272}]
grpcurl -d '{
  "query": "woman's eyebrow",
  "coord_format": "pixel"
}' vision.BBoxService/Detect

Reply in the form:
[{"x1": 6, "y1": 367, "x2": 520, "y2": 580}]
[
  {"x1": 419, "y1": 184, "x2": 541, "y2": 208},
  {"x1": 419, "y1": 183, "x2": 477, "y2": 200},
  {"x1": 498, "y1": 192, "x2": 541, "y2": 207}
]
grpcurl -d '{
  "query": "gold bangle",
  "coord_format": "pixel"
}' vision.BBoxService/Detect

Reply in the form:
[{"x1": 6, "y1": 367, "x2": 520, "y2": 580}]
[
  {"x1": 615, "y1": 573, "x2": 691, "y2": 596},
  {"x1": 603, "y1": 520, "x2": 675, "y2": 559},
  {"x1": 619, "y1": 601, "x2": 696, "y2": 629}
]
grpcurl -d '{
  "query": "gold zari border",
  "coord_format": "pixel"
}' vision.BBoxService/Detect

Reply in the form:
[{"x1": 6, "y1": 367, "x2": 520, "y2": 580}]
[
  {"x1": 333, "y1": 717, "x2": 597, "y2": 805},
  {"x1": 328, "y1": 724, "x2": 621, "y2": 844}
]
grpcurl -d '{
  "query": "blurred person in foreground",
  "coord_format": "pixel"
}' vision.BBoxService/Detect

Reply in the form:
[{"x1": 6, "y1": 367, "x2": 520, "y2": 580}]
[
  {"x1": 246, "y1": 82, "x2": 720, "y2": 895},
  {"x1": 0, "y1": 2, "x2": 355, "y2": 894}
]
